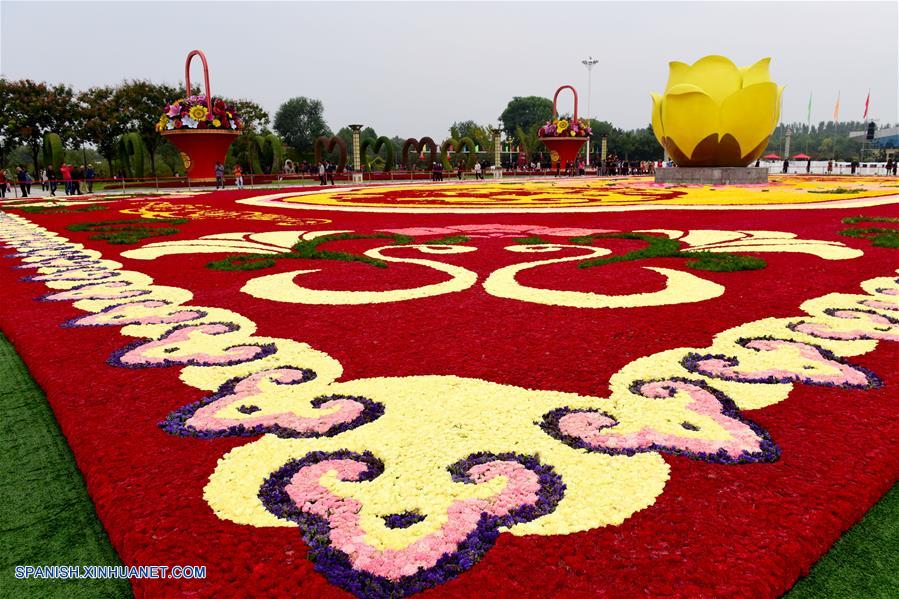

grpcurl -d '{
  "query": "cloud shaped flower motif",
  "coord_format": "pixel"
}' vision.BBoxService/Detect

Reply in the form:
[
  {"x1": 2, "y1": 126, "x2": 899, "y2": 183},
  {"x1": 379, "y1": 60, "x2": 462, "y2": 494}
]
[{"x1": 650, "y1": 55, "x2": 784, "y2": 166}]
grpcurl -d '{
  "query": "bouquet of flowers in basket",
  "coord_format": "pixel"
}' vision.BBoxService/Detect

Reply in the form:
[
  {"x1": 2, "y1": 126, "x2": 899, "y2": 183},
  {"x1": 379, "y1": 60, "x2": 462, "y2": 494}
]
[
  {"x1": 157, "y1": 95, "x2": 242, "y2": 132},
  {"x1": 540, "y1": 116, "x2": 592, "y2": 138}
]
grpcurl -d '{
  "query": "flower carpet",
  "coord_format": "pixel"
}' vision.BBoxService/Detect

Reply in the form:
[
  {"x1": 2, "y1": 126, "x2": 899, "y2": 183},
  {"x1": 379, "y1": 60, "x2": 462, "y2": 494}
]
[{"x1": 1, "y1": 177, "x2": 897, "y2": 598}]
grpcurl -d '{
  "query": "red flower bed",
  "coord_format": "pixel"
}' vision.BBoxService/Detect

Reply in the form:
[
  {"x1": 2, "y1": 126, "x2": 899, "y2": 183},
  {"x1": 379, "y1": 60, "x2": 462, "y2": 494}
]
[{"x1": 0, "y1": 187, "x2": 897, "y2": 598}]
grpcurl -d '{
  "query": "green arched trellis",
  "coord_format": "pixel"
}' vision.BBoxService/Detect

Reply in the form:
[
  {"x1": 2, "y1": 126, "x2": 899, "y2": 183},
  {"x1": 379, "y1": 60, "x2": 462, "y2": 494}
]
[
  {"x1": 117, "y1": 132, "x2": 146, "y2": 179},
  {"x1": 360, "y1": 136, "x2": 395, "y2": 172},
  {"x1": 314, "y1": 135, "x2": 348, "y2": 173},
  {"x1": 440, "y1": 137, "x2": 478, "y2": 170},
  {"x1": 249, "y1": 133, "x2": 285, "y2": 174},
  {"x1": 401, "y1": 137, "x2": 437, "y2": 170},
  {"x1": 42, "y1": 133, "x2": 64, "y2": 170}
]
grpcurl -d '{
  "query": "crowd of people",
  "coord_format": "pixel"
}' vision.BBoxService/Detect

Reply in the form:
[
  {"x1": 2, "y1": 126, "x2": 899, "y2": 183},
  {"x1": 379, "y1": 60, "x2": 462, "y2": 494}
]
[
  {"x1": 2, "y1": 153, "x2": 897, "y2": 198},
  {"x1": 0, "y1": 163, "x2": 96, "y2": 198}
]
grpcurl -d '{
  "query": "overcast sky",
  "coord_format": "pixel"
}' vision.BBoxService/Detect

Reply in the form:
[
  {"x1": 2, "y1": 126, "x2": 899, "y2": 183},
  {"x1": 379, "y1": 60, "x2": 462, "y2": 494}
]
[{"x1": 1, "y1": 1, "x2": 897, "y2": 138}]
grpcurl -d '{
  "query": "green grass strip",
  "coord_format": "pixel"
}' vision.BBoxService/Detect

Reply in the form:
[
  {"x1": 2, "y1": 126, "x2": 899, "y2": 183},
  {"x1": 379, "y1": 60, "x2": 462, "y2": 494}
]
[
  {"x1": 207, "y1": 232, "x2": 414, "y2": 271},
  {"x1": 785, "y1": 483, "x2": 898, "y2": 598},
  {"x1": 0, "y1": 331, "x2": 131, "y2": 599}
]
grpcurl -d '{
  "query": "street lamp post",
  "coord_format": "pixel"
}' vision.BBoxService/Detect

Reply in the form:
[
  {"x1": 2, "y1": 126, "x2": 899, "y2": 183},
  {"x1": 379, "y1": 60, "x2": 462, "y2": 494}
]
[{"x1": 581, "y1": 56, "x2": 598, "y2": 168}]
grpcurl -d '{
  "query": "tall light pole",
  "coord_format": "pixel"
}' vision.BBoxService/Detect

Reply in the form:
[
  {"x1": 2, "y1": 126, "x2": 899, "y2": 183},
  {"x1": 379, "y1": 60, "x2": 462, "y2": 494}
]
[{"x1": 581, "y1": 56, "x2": 598, "y2": 167}]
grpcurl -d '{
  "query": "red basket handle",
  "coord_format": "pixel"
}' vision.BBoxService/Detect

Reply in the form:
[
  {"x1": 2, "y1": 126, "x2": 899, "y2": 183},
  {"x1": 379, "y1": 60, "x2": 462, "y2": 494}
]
[
  {"x1": 552, "y1": 85, "x2": 579, "y2": 122},
  {"x1": 184, "y1": 50, "x2": 213, "y2": 113}
]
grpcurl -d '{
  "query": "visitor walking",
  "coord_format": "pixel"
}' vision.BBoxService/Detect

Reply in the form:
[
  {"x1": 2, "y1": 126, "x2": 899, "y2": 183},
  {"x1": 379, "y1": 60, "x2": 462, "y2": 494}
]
[
  {"x1": 40, "y1": 168, "x2": 49, "y2": 191},
  {"x1": 318, "y1": 161, "x2": 326, "y2": 185},
  {"x1": 473, "y1": 162, "x2": 483, "y2": 180},
  {"x1": 60, "y1": 163, "x2": 72, "y2": 195},
  {"x1": 782, "y1": 159, "x2": 789, "y2": 174},
  {"x1": 326, "y1": 161, "x2": 335, "y2": 185},
  {"x1": 0, "y1": 169, "x2": 7, "y2": 199},
  {"x1": 457, "y1": 161, "x2": 464, "y2": 180},
  {"x1": 234, "y1": 164, "x2": 244, "y2": 189},
  {"x1": 806, "y1": 158, "x2": 811, "y2": 174},
  {"x1": 85, "y1": 164, "x2": 95, "y2": 193},
  {"x1": 71, "y1": 165, "x2": 82, "y2": 195},
  {"x1": 16, "y1": 166, "x2": 29, "y2": 197},
  {"x1": 827, "y1": 160, "x2": 833, "y2": 174},
  {"x1": 214, "y1": 161, "x2": 225, "y2": 189},
  {"x1": 46, "y1": 166, "x2": 58, "y2": 196}
]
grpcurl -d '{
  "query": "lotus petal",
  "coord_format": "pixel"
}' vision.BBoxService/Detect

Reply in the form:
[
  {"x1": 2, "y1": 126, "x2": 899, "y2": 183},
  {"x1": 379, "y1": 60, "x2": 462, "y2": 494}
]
[
  {"x1": 720, "y1": 82, "x2": 779, "y2": 156},
  {"x1": 665, "y1": 61, "x2": 691, "y2": 91},
  {"x1": 650, "y1": 93, "x2": 665, "y2": 143},
  {"x1": 661, "y1": 88, "x2": 719, "y2": 159},
  {"x1": 680, "y1": 55, "x2": 742, "y2": 103},
  {"x1": 740, "y1": 57, "x2": 772, "y2": 88}
]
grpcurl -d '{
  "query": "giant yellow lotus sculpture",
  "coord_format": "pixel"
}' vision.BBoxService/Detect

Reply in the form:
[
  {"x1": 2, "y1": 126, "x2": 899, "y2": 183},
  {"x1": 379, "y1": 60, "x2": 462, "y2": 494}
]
[{"x1": 651, "y1": 55, "x2": 783, "y2": 167}]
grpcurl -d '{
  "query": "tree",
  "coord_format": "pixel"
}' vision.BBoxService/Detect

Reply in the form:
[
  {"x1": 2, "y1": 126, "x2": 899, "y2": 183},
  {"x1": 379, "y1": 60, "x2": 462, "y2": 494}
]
[
  {"x1": 114, "y1": 80, "x2": 181, "y2": 175},
  {"x1": 514, "y1": 125, "x2": 542, "y2": 161},
  {"x1": 273, "y1": 97, "x2": 331, "y2": 156},
  {"x1": 225, "y1": 99, "x2": 269, "y2": 133},
  {"x1": 499, "y1": 96, "x2": 553, "y2": 141},
  {"x1": 449, "y1": 121, "x2": 487, "y2": 143},
  {"x1": 79, "y1": 86, "x2": 128, "y2": 173},
  {"x1": 0, "y1": 79, "x2": 77, "y2": 170}
]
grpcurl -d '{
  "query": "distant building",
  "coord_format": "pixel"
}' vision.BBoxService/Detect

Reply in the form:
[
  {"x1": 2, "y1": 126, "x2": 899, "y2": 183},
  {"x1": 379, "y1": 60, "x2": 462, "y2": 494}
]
[{"x1": 848, "y1": 125, "x2": 899, "y2": 148}]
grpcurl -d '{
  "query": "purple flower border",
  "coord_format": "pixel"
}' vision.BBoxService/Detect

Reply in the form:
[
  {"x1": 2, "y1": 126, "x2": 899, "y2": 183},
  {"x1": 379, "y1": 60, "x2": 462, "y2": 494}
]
[
  {"x1": 539, "y1": 377, "x2": 780, "y2": 464},
  {"x1": 159, "y1": 370, "x2": 386, "y2": 439},
  {"x1": 61, "y1": 300, "x2": 209, "y2": 329},
  {"x1": 106, "y1": 321, "x2": 277, "y2": 369},
  {"x1": 681, "y1": 336, "x2": 882, "y2": 389},
  {"x1": 258, "y1": 450, "x2": 564, "y2": 598},
  {"x1": 787, "y1": 307, "x2": 899, "y2": 338}
]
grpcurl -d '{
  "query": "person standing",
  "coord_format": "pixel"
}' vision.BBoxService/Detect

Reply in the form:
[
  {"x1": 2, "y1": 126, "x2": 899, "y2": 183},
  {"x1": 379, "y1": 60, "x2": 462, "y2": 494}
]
[
  {"x1": 16, "y1": 166, "x2": 29, "y2": 197},
  {"x1": 827, "y1": 160, "x2": 833, "y2": 174},
  {"x1": 46, "y1": 166, "x2": 58, "y2": 196},
  {"x1": 214, "y1": 161, "x2": 225, "y2": 189},
  {"x1": 233, "y1": 164, "x2": 244, "y2": 189},
  {"x1": 318, "y1": 161, "x2": 326, "y2": 185},
  {"x1": 0, "y1": 168, "x2": 7, "y2": 199},
  {"x1": 71, "y1": 165, "x2": 82, "y2": 195},
  {"x1": 473, "y1": 161, "x2": 482, "y2": 180},
  {"x1": 40, "y1": 168, "x2": 48, "y2": 191},
  {"x1": 60, "y1": 162, "x2": 72, "y2": 195},
  {"x1": 326, "y1": 161, "x2": 335, "y2": 185},
  {"x1": 457, "y1": 161, "x2": 464, "y2": 180},
  {"x1": 85, "y1": 164, "x2": 95, "y2": 193},
  {"x1": 782, "y1": 159, "x2": 789, "y2": 174},
  {"x1": 806, "y1": 158, "x2": 811, "y2": 174}
]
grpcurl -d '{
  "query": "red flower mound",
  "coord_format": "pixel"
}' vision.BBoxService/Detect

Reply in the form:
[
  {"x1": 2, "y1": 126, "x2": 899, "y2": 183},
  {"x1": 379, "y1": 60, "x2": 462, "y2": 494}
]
[{"x1": 0, "y1": 186, "x2": 897, "y2": 598}]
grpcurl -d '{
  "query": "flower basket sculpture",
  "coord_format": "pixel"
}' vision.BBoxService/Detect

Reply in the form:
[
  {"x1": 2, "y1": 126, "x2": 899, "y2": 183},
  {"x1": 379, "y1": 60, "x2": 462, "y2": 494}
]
[
  {"x1": 159, "y1": 50, "x2": 241, "y2": 179},
  {"x1": 538, "y1": 86, "x2": 591, "y2": 171},
  {"x1": 650, "y1": 55, "x2": 783, "y2": 167}
]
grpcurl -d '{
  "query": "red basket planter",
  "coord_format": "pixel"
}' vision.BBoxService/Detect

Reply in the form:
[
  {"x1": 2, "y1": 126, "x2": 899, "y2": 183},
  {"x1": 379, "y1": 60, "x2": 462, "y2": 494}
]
[{"x1": 161, "y1": 129, "x2": 239, "y2": 180}]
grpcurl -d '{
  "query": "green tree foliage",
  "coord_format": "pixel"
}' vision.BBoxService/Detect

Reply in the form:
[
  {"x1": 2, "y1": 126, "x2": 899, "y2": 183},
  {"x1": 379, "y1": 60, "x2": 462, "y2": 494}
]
[
  {"x1": 583, "y1": 120, "x2": 663, "y2": 161},
  {"x1": 360, "y1": 136, "x2": 395, "y2": 172},
  {"x1": 117, "y1": 132, "x2": 146, "y2": 179},
  {"x1": 273, "y1": 97, "x2": 331, "y2": 156},
  {"x1": 246, "y1": 133, "x2": 284, "y2": 174},
  {"x1": 0, "y1": 79, "x2": 77, "y2": 170},
  {"x1": 114, "y1": 80, "x2": 181, "y2": 175},
  {"x1": 42, "y1": 133, "x2": 64, "y2": 170},
  {"x1": 500, "y1": 96, "x2": 553, "y2": 141},
  {"x1": 78, "y1": 86, "x2": 128, "y2": 174},
  {"x1": 763, "y1": 121, "x2": 893, "y2": 161},
  {"x1": 225, "y1": 99, "x2": 269, "y2": 133},
  {"x1": 514, "y1": 125, "x2": 543, "y2": 160}
]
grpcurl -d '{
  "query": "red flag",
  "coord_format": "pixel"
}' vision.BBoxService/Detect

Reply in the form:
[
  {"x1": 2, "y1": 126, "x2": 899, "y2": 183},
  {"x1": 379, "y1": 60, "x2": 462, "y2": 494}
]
[{"x1": 863, "y1": 90, "x2": 870, "y2": 119}]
